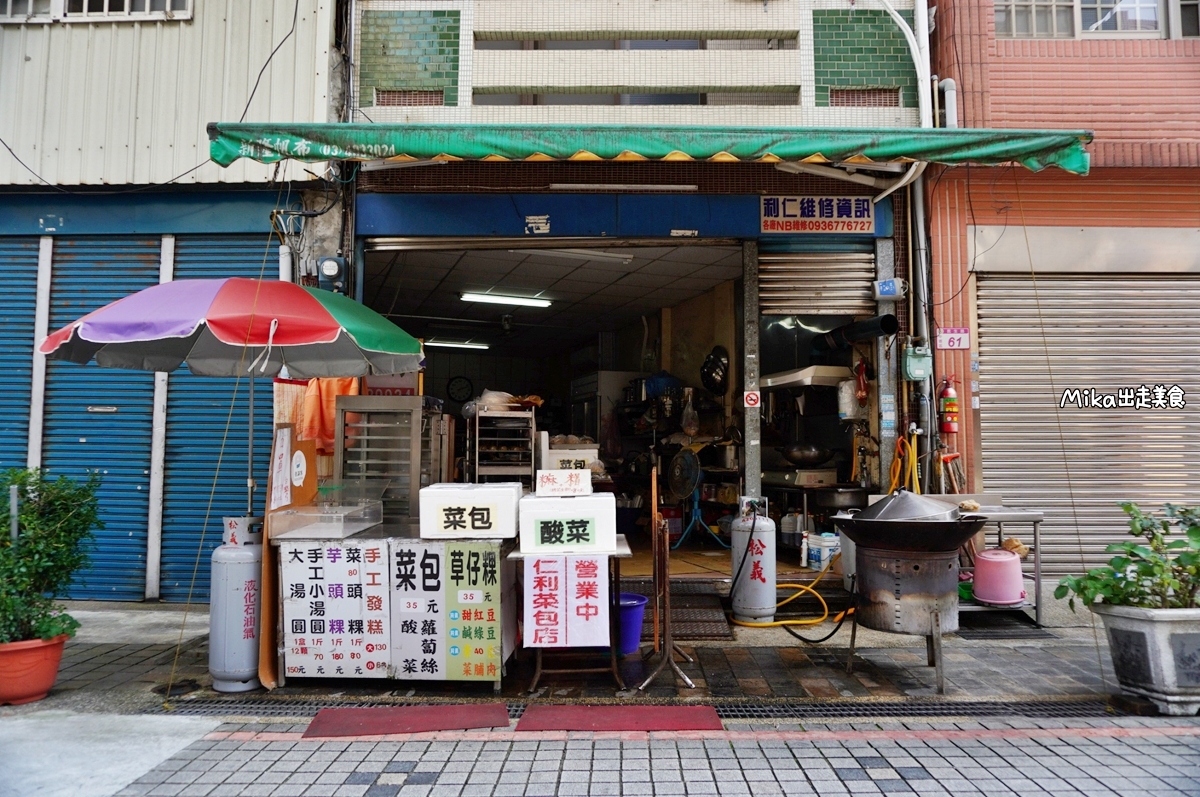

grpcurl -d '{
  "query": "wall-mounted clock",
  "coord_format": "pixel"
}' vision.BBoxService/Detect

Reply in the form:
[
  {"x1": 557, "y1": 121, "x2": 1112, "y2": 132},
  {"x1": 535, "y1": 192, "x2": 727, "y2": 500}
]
[{"x1": 447, "y1": 376, "x2": 474, "y2": 402}]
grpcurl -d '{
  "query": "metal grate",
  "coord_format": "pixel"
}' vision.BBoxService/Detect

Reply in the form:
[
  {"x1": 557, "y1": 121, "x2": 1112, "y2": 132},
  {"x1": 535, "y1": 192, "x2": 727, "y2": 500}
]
[
  {"x1": 149, "y1": 697, "x2": 1118, "y2": 720},
  {"x1": 829, "y1": 88, "x2": 901, "y2": 107},
  {"x1": 376, "y1": 90, "x2": 445, "y2": 106},
  {"x1": 714, "y1": 699, "x2": 1119, "y2": 720}
]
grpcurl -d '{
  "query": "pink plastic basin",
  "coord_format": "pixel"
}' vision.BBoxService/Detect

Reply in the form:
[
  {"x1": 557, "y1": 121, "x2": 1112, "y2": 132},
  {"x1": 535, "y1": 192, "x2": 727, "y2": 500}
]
[{"x1": 973, "y1": 548, "x2": 1027, "y2": 606}]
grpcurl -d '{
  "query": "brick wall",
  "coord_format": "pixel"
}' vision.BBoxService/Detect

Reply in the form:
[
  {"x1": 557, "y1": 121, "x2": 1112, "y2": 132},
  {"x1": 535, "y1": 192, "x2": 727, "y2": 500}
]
[
  {"x1": 812, "y1": 10, "x2": 917, "y2": 108},
  {"x1": 358, "y1": 9, "x2": 461, "y2": 108},
  {"x1": 933, "y1": 1, "x2": 1200, "y2": 167}
]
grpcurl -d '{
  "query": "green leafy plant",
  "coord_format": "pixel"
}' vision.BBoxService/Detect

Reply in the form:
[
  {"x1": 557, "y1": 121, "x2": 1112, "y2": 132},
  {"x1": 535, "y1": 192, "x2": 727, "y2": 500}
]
[
  {"x1": 1055, "y1": 501, "x2": 1200, "y2": 611},
  {"x1": 0, "y1": 468, "x2": 102, "y2": 644}
]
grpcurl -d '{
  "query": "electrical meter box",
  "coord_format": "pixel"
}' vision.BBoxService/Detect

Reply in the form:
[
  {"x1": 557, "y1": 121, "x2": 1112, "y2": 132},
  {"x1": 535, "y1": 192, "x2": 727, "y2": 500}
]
[{"x1": 903, "y1": 346, "x2": 933, "y2": 381}]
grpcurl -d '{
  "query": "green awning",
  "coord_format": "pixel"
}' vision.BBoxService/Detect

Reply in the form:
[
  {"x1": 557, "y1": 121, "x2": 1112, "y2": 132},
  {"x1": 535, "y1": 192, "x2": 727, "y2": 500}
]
[{"x1": 207, "y1": 123, "x2": 1092, "y2": 175}]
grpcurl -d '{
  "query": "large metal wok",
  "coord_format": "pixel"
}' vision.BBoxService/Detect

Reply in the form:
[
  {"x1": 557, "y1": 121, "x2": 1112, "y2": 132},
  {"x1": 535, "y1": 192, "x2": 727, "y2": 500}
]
[{"x1": 830, "y1": 490, "x2": 986, "y2": 552}]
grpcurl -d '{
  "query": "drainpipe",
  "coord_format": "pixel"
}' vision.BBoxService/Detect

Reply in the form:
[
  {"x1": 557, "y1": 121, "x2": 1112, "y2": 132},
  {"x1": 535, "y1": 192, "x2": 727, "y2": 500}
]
[
  {"x1": 876, "y1": 0, "x2": 935, "y2": 491},
  {"x1": 941, "y1": 78, "x2": 958, "y2": 129}
]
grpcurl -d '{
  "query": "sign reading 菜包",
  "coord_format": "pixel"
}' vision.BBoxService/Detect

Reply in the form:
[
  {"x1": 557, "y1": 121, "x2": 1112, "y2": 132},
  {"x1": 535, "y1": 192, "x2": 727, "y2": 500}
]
[
  {"x1": 524, "y1": 554, "x2": 610, "y2": 648},
  {"x1": 535, "y1": 470, "x2": 592, "y2": 497},
  {"x1": 760, "y1": 196, "x2": 875, "y2": 234},
  {"x1": 419, "y1": 484, "x2": 520, "y2": 540},
  {"x1": 280, "y1": 541, "x2": 391, "y2": 679}
]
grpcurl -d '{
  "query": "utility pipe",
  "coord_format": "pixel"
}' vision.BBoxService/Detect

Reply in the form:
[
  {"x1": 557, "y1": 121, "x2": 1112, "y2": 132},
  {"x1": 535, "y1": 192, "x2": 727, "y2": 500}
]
[
  {"x1": 941, "y1": 78, "x2": 959, "y2": 128},
  {"x1": 873, "y1": 0, "x2": 936, "y2": 491}
]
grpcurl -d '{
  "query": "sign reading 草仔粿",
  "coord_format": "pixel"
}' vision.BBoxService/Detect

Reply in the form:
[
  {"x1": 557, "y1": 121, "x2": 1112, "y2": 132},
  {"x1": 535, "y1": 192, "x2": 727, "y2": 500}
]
[
  {"x1": 760, "y1": 196, "x2": 875, "y2": 234},
  {"x1": 280, "y1": 540, "x2": 391, "y2": 678},
  {"x1": 524, "y1": 554, "x2": 610, "y2": 648},
  {"x1": 390, "y1": 539, "x2": 502, "y2": 681}
]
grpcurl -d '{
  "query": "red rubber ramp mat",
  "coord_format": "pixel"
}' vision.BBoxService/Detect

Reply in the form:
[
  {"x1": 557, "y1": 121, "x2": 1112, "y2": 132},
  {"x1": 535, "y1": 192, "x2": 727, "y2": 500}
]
[
  {"x1": 303, "y1": 704, "x2": 510, "y2": 737},
  {"x1": 515, "y1": 705, "x2": 723, "y2": 732}
]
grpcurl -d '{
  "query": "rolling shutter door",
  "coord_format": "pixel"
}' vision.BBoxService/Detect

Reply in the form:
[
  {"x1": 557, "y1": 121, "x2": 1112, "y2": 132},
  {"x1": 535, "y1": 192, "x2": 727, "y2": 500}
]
[
  {"x1": 977, "y1": 275, "x2": 1200, "y2": 577},
  {"x1": 0, "y1": 238, "x2": 40, "y2": 470},
  {"x1": 45, "y1": 237, "x2": 160, "y2": 600},
  {"x1": 159, "y1": 235, "x2": 277, "y2": 602},
  {"x1": 758, "y1": 249, "x2": 876, "y2": 316}
]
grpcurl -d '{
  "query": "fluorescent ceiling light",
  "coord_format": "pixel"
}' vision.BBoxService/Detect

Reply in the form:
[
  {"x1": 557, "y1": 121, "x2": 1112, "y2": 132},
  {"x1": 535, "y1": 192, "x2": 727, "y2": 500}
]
[
  {"x1": 547, "y1": 183, "x2": 698, "y2": 192},
  {"x1": 461, "y1": 292, "x2": 552, "y2": 308},
  {"x1": 425, "y1": 340, "x2": 490, "y2": 350},
  {"x1": 774, "y1": 161, "x2": 888, "y2": 189},
  {"x1": 509, "y1": 248, "x2": 633, "y2": 264}
]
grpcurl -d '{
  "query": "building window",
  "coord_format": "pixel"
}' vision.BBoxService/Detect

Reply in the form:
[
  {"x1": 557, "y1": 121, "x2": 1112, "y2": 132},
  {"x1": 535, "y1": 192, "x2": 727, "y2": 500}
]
[
  {"x1": 2, "y1": 0, "x2": 51, "y2": 16},
  {"x1": 993, "y1": 0, "x2": 1198, "y2": 36},
  {"x1": 1, "y1": 0, "x2": 190, "y2": 21},
  {"x1": 67, "y1": 0, "x2": 188, "y2": 15},
  {"x1": 1183, "y1": 0, "x2": 1200, "y2": 34},
  {"x1": 995, "y1": 0, "x2": 1077, "y2": 36},
  {"x1": 1080, "y1": 0, "x2": 1159, "y2": 30}
]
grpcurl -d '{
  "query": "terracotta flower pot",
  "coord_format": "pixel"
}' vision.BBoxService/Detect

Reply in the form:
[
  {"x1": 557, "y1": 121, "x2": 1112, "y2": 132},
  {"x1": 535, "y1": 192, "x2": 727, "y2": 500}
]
[{"x1": 0, "y1": 635, "x2": 68, "y2": 705}]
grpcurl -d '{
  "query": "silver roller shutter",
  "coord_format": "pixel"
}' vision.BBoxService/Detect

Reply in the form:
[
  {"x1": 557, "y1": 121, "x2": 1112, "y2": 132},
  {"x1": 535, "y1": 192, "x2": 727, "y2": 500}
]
[
  {"x1": 758, "y1": 252, "x2": 876, "y2": 316},
  {"x1": 977, "y1": 275, "x2": 1200, "y2": 577}
]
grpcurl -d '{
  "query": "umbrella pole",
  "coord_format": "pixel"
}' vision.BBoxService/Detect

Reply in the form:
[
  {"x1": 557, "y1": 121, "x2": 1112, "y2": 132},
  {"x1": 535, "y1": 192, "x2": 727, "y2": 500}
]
[{"x1": 247, "y1": 375, "x2": 255, "y2": 515}]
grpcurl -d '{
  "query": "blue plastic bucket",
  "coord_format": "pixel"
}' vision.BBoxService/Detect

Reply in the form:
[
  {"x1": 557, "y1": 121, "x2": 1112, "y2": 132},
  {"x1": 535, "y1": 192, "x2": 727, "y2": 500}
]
[{"x1": 618, "y1": 593, "x2": 649, "y2": 656}]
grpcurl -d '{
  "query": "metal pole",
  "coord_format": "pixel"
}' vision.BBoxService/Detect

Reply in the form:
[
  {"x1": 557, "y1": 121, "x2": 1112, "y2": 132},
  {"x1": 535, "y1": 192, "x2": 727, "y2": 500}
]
[
  {"x1": 248, "y1": 376, "x2": 255, "y2": 515},
  {"x1": 742, "y1": 240, "x2": 760, "y2": 501},
  {"x1": 9, "y1": 485, "x2": 18, "y2": 545}
]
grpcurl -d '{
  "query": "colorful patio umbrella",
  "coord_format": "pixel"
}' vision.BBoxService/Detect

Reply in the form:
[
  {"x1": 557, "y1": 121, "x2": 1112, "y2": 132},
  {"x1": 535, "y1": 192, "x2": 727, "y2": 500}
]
[{"x1": 39, "y1": 277, "x2": 424, "y2": 378}]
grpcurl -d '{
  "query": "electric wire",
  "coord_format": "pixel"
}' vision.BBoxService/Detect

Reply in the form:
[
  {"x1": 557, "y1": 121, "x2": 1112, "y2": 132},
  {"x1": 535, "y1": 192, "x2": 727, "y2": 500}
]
[
  {"x1": 239, "y1": 0, "x2": 303, "y2": 122},
  {"x1": 0, "y1": 134, "x2": 212, "y2": 194}
]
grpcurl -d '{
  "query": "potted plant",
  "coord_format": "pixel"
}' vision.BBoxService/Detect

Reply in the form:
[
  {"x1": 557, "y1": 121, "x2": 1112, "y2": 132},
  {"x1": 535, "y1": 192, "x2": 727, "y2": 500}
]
[
  {"x1": 1056, "y1": 501, "x2": 1200, "y2": 715},
  {"x1": 0, "y1": 468, "x2": 101, "y2": 705}
]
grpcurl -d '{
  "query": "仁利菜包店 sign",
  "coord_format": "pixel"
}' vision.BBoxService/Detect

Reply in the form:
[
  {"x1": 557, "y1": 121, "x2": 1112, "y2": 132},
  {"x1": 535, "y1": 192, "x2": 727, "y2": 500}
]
[
  {"x1": 760, "y1": 196, "x2": 875, "y2": 234},
  {"x1": 524, "y1": 555, "x2": 610, "y2": 647}
]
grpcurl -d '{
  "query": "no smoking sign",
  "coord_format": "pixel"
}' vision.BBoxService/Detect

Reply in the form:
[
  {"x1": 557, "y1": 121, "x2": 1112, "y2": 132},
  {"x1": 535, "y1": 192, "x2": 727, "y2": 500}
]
[{"x1": 744, "y1": 390, "x2": 761, "y2": 408}]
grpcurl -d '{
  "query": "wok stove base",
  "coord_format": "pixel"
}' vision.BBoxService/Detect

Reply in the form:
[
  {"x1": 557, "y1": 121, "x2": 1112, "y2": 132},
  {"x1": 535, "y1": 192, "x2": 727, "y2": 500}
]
[{"x1": 845, "y1": 546, "x2": 960, "y2": 694}]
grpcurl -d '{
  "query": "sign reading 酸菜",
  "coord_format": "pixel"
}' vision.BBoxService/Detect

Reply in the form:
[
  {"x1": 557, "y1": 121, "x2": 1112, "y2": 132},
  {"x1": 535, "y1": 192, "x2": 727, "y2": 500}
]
[
  {"x1": 524, "y1": 554, "x2": 610, "y2": 647},
  {"x1": 760, "y1": 196, "x2": 875, "y2": 234}
]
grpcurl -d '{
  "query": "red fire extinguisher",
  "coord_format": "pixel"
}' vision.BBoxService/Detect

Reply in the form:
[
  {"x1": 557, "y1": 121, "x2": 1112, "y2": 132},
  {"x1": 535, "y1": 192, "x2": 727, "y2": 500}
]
[{"x1": 939, "y1": 376, "x2": 959, "y2": 435}]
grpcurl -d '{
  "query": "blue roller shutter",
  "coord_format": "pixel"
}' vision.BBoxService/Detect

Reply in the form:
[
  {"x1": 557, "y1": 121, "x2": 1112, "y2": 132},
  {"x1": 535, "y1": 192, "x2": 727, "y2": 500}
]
[
  {"x1": 0, "y1": 238, "x2": 40, "y2": 471},
  {"x1": 44, "y1": 236, "x2": 160, "y2": 600},
  {"x1": 159, "y1": 235, "x2": 277, "y2": 602}
]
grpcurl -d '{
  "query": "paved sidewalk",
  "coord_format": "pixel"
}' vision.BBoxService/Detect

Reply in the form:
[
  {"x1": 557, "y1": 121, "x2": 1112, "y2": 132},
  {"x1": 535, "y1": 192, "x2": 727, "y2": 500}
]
[{"x1": 112, "y1": 720, "x2": 1200, "y2": 797}]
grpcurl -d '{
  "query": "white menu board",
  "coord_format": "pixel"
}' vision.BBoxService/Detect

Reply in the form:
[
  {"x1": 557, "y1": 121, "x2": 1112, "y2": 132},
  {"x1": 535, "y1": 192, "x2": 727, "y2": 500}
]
[
  {"x1": 280, "y1": 539, "x2": 391, "y2": 678},
  {"x1": 523, "y1": 554, "x2": 610, "y2": 648}
]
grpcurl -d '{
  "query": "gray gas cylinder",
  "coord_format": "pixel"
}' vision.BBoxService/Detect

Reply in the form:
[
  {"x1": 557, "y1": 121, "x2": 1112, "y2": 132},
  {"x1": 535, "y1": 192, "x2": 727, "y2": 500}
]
[
  {"x1": 209, "y1": 539, "x2": 262, "y2": 692},
  {"x1": 730, "y1": 510, "x2": 777, "y2": 623}
]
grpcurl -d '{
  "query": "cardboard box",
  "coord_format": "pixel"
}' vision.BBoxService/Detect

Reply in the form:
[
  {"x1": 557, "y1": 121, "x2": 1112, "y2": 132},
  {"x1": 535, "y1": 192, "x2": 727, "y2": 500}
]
[
  {"x1": 419, "y1": 483, "x2": 521, "y2": 539},
  {"x1": 518, "y1": 492, "x2": 617, "y2": 554}
]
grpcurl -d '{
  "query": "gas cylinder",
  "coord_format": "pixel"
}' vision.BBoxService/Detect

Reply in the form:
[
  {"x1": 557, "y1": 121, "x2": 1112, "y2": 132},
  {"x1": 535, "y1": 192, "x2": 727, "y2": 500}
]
[
  {"x1": 939, "y1": 376, "x2": 960, "y2": 435},
  {"x1": 730, "y1": 505, "x2": 776, "y2": 623},
  {"x1": 209, "y1": 519, "x2": 263, "y2": 692}
]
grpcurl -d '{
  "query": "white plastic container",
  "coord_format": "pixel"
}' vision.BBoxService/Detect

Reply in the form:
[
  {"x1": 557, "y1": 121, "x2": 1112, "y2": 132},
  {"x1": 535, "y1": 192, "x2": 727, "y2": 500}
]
[
  {"x1": 840, "y1": 532, "x2": 857, "y2": 591},
  {"x1": 808, "y1": 533, "x2": 840, "y2": 570},
  {"x1": 518, "y1": 492, "x2": 617, "y2": 554},
  {"x1": 419, "y1": 483, "x2": 521, "y2": 539}
]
